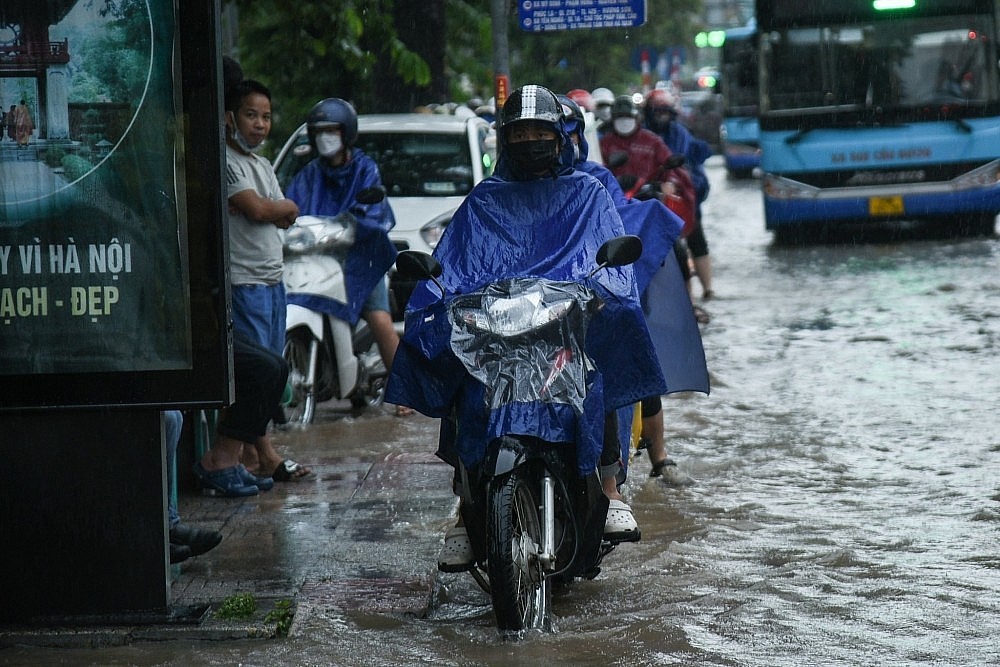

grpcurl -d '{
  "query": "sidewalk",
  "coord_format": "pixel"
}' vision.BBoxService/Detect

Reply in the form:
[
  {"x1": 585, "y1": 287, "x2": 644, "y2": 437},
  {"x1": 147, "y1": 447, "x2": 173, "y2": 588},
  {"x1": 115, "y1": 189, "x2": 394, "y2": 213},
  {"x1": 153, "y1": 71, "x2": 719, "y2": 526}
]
[{"x1": 0, "y1": 412, "x2": 458, "y2": 647}]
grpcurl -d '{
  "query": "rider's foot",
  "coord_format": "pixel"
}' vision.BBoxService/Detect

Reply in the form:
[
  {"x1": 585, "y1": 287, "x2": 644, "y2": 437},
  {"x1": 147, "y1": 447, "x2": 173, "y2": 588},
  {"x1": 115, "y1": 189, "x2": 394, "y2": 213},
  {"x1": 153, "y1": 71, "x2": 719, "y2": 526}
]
[
  {"x1": 604, "y1": 499, "x2": 641, "y2": 542},
  {"x1": 438, "y1": 526, "x2": 474, "y2": 572},
  {"x1": 651, "y1": 458, "x2": 696, "y2": 487}
]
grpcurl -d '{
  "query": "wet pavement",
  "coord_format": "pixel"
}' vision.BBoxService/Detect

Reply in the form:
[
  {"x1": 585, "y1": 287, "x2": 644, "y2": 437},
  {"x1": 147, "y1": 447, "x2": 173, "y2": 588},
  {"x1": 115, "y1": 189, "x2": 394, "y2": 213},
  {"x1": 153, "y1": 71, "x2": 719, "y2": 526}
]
[
  {"x1": 3, "y1": 157, "x2": 999, "y2": 665},
  {"x1": 0, "y1": 406, "x2": 457, "y2": 649}
]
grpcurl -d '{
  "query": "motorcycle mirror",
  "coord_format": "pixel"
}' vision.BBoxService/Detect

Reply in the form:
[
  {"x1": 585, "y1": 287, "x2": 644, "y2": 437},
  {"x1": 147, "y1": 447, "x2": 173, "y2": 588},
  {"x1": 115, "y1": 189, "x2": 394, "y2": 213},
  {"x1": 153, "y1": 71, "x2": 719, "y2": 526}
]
[
  {"x1": 356, "y1": 185, "x2": 387, "y2": 205},
  {"x1": 617, "y1": 174, "x2": 638, "y2": 191},
  {"x1": 607, "y1": 151, "x2": 630, "y2": 168},
  {"x1": 663, "y1": 153, "x2": 686, "y2": 170},
  {"x1": 596, "y1": 235, "x2": 643, "y2": 268},
  {"x1": 395, "y1": 250, "x2": 443, "y2": 280},
  {"x1": 396, "y1": 250, "x2": 445, "y2": 297}
]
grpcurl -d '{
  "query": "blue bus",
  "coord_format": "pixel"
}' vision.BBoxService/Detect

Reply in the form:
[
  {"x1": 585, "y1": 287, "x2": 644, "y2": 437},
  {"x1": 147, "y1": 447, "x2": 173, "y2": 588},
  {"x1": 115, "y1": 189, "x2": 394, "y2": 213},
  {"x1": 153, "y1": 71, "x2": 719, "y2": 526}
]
[
  {"x1": 720, "y1": 22, "x2": 761, "y2": 178},
  {"x1": 756, "y1": 0, "x2": 1000, "y2": 237}
]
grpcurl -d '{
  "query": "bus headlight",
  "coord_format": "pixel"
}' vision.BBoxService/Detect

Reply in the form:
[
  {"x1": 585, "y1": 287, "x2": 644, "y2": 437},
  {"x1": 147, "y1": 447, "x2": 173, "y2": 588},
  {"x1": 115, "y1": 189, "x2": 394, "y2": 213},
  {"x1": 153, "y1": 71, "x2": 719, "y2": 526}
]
[{"x1": 763, "y1": 174, "x2": 819, "y2": 200}]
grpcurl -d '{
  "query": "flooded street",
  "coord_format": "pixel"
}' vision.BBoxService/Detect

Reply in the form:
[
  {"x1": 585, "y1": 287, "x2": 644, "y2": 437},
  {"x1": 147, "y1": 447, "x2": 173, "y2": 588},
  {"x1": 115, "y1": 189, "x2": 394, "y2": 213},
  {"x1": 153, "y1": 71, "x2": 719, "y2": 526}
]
[{"x1": 6, "y1": 159, "x2": 1000, "y2": 666}]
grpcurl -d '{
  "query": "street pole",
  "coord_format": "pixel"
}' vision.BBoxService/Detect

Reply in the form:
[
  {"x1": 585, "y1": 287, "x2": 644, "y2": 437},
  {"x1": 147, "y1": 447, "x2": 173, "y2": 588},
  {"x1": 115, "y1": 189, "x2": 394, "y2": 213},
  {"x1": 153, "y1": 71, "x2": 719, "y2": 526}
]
[{"x1": 491, "y1": 0, "x2": 511, "y2": 108}]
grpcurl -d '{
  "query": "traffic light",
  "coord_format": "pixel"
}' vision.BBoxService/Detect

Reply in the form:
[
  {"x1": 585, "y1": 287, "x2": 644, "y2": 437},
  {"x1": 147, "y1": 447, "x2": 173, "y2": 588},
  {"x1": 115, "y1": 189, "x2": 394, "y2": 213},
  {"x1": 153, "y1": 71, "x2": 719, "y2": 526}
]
[
  {"x1": 697, "y1": 74, "x2": 718, "y2": 89},
  {"x1": 694, "y1": 30, "x2": 726, "y2": 48}
]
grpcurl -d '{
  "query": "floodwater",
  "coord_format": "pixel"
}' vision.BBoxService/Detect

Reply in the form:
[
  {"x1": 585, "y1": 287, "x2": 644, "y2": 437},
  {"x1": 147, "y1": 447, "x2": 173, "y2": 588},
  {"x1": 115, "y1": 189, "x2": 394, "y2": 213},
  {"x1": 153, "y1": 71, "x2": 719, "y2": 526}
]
[{"x1": 5, "y1": 159, "x2": 1000, "y2": 665}]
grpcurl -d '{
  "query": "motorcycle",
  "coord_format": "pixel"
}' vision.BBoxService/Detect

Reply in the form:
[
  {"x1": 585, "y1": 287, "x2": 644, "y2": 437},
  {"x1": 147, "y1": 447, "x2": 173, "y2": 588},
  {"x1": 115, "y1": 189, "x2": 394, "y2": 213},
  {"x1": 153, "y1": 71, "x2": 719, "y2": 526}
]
[
  {"x1": 394, "y1": 235, "x2": 644, "y2": 635},
  {"x1": 607, "y1": 150, "x2": 697, "y2": 236},
  {"x1": 281, "y1": 186, "x2": 389, "y2": 425}
]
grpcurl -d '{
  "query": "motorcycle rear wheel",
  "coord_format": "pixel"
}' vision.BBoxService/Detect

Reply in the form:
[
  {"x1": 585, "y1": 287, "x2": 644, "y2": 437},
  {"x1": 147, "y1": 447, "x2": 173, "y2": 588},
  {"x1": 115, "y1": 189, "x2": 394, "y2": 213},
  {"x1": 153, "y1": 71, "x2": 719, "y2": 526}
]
[{"x1": 487, "y1": 470, "x2": 550, "y2": 634}]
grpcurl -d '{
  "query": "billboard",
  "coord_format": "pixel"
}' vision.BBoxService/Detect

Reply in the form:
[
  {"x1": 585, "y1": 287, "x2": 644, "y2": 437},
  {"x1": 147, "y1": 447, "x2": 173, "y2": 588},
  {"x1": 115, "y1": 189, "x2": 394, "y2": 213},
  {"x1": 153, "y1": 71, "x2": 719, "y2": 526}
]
[{"x1": 0, "y1": 0, "x2": 230, "y2": 409}]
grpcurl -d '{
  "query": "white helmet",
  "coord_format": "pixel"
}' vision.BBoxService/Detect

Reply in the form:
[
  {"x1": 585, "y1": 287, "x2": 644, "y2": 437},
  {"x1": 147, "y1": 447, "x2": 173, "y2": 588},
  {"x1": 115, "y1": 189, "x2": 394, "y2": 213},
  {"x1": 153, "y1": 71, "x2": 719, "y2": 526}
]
[
  {"x1": 591, "y1": 87, "x2": 615, "y2": 106},
  {"x1": 591, "y1": 87, "x2": 615, "y2": 122}
]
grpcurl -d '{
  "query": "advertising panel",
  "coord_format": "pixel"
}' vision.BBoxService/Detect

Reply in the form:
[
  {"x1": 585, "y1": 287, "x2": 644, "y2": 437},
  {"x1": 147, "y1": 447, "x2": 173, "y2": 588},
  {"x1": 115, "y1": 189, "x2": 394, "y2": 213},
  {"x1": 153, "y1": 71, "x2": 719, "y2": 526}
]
[{"x1": 0, "y1": 0, "x2": 230, "y2": 408}]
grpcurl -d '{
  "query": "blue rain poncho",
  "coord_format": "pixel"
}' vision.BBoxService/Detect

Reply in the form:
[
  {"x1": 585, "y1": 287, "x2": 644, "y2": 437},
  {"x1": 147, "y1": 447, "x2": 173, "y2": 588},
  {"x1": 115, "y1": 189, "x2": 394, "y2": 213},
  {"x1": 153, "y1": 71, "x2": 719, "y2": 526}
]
[
  {"x1": 386, "y1": 130, "x2": 667, "y2": 476},
  {"x1": 284, "y1": 149, "x2": 397, "y2": 324}
]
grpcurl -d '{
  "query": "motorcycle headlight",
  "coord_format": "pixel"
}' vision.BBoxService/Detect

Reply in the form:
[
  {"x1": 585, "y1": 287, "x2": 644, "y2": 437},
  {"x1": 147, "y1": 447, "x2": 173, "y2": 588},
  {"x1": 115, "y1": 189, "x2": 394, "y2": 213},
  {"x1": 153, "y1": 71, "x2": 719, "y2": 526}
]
[
  {"x1": 315, "y1": 222, "x2": 355, "y2": 250},
  {"x1": 455, "y1": 292, "x2": 577, "y2": 337},
  {"x1": 283, "y1": 225, "x2": 316, "y2": 254}
]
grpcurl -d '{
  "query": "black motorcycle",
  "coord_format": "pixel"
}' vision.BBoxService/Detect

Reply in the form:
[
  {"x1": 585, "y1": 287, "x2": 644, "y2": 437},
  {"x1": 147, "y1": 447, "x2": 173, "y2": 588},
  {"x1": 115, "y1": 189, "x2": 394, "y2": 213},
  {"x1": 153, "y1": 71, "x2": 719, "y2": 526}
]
[{"x1": 395, "y1": 235, "x2": 643, "y2": 635}]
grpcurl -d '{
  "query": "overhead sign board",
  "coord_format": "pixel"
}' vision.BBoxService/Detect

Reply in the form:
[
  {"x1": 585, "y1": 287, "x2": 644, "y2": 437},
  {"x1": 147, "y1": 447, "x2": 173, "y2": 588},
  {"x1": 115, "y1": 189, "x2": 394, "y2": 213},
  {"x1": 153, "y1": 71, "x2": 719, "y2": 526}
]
[{"x1": 518, "y1": 0, "x2": 647, "y2": 32}]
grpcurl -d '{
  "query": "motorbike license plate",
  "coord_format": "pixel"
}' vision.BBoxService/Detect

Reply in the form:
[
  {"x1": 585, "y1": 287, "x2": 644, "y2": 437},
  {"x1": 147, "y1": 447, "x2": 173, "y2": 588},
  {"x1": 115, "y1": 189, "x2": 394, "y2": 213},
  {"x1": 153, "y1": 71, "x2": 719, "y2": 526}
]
[{"x1": 868, "y1": 196, "x2": 904, "y2": 217}]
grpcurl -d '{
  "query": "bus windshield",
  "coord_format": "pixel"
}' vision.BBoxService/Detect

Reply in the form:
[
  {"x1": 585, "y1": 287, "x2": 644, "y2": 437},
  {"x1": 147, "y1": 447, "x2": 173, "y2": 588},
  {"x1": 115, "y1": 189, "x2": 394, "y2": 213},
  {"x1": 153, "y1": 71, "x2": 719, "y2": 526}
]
[
  {"x1": 722, "y1": 30, "x2": 758, "y2": 117},
  {"x1": 760, "y1": 14, "x2": 1000, "y2": 117}
]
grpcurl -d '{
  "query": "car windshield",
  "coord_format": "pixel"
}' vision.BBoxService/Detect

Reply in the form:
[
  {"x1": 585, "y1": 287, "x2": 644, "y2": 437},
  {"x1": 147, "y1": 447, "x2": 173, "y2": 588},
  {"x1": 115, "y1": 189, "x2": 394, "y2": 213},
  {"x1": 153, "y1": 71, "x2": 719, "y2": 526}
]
[{"x1": 275, "y1": 129, "x2": 477, "y2": 197}]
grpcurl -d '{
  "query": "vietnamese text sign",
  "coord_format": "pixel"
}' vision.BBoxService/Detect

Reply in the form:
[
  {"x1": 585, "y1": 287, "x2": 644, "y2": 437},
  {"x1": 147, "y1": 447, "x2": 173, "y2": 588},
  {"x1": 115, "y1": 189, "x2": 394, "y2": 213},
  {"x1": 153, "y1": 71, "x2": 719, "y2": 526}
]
[
  {"x1": 0, "y1": 0, "x2": 191, "y2": 376},
  {"x1": 518, "y1": 0, "x2": 647, "y2": 32}
]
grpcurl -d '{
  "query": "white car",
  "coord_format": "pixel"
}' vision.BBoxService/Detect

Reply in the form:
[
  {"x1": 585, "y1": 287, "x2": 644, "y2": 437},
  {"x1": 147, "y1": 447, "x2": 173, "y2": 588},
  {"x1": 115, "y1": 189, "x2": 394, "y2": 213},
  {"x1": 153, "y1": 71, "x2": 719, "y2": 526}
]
[{"x1": 274, "y1": 112, "x2": 497, "y2": 320}]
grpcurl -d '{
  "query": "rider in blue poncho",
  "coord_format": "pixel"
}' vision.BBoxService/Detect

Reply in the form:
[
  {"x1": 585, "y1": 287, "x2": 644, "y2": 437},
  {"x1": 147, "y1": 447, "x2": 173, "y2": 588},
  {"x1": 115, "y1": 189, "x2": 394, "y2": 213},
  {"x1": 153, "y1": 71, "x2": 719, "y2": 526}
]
[
  {"x1": 386, "y1": 85, "x2": 667, "y2": 569},
  {"x1": 284, "y1": 98, "x2": 401, "y2": 375},
  {"x1": 558, "y1": 94, "x2": 709, "y2": 487}
]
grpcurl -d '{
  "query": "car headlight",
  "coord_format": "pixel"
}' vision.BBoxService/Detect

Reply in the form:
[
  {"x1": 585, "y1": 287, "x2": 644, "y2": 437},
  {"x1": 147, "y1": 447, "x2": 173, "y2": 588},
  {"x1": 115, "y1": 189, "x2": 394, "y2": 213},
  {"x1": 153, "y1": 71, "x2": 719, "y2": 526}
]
[{"x1": 420, "y1": 211, "x2": 453, "y2": 249}]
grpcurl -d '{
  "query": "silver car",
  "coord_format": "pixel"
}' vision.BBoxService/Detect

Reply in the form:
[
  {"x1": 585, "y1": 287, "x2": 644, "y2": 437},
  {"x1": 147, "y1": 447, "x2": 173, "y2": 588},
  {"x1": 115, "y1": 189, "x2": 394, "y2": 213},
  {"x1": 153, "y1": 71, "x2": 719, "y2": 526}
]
[{"x1": 274, "y1": 112, "x2": 496, "y2": 321}]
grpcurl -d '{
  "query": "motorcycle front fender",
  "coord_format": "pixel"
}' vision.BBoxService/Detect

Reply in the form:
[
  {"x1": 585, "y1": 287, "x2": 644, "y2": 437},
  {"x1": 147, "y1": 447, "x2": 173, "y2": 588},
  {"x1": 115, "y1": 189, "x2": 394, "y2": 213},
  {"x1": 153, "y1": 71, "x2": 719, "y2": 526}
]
[
  {"x1": 485, "y1": 436, "x2": 531, "y2": 478},
  {"x1": 286, "y1": 303, "x2": 324, "y2": 341}
]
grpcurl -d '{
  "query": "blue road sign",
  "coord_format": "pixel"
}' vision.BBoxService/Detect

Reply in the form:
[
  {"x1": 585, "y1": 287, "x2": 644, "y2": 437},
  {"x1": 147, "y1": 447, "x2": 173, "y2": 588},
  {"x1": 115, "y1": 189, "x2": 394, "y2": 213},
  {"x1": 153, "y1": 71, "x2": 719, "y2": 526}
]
[{"x1": 518, "y1": 0, "x2": 647, "y2": 32}]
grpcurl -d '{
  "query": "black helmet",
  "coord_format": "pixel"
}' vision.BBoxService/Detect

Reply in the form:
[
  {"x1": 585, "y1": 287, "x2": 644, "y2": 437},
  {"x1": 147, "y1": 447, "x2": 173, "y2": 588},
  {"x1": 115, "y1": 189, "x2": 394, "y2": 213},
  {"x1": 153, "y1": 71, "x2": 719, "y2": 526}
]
[
  {"x1": 556, "y1": 94, "x2": 585, "y2": 127},
  {"x1": 306, "y1": 97, "x2": 358, "y2": 146},
  {"x1": 611, "y1": 94, "x2": 638, "y2": 119},
  {"x1": 498, "y1": 84, "x2": 564, "y2": 141}
]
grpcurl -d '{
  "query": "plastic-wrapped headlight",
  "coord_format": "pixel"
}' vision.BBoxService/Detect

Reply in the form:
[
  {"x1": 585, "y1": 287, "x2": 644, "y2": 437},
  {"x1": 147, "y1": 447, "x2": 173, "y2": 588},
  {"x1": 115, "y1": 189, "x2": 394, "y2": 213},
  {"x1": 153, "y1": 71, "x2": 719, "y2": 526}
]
[
  {"x1": 455, "y1": 291, "x2": 576, "y2": 337},
  {"x1": 283, "y1": 225, "x2": 316, "y2": 254}
]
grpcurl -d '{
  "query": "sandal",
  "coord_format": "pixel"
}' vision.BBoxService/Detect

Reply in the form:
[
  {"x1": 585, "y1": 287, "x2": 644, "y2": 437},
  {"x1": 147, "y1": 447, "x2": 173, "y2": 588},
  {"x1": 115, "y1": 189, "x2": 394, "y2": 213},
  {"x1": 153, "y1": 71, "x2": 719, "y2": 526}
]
[
  {"x1": 272, "y1": 459, "x2": 312, "y2": 482},
  {"x1": 650, "y1": 458, "x2": 696, "y2": 487},
  {"x1": 193, "y1": 462, "x2": 259, "y2": 497},
  {"x1": 394, "y1": 404, "x2": 415, "y2": 417},
  {"x1": 237, "y1": 464, "x2": 274, "y2": 491},
  {"x1": 438, "y1": 526, "x2": 474, "y2": 572},
  {"x1": 604, "y1": 499, "x2": 641, "y2": 543},
  {"x1": 692, "y1": 305, "x2": 711, "y2": 324}
]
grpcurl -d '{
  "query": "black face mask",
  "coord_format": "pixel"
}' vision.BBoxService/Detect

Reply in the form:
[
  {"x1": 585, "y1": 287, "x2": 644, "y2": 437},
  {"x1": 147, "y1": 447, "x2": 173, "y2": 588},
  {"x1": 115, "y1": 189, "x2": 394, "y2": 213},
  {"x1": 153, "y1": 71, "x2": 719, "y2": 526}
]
[{"x1": 506, "y1": 139, "x2": 559, "y2": 174}]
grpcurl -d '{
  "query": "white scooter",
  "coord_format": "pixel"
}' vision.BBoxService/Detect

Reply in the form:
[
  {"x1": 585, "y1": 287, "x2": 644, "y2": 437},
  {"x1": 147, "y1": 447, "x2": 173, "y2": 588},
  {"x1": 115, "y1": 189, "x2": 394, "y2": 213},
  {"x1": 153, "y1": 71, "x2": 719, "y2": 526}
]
[{"x1": 282, "y1": 187, "x2": 389, "y2": 425}]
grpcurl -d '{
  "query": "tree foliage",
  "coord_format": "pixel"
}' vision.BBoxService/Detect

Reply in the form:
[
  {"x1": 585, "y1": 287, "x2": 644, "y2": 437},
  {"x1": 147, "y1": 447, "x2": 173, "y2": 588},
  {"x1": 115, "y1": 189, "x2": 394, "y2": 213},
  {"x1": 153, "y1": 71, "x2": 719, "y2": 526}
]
[{"x1": 227, "y1": 0, "x2": 706, "y2": 147}]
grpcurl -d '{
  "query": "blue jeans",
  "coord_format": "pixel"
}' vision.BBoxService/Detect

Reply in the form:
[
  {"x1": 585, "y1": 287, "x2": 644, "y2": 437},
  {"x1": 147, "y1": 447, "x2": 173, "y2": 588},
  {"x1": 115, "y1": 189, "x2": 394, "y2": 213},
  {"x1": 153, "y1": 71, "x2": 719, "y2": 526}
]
[
  {"x1": 163, "y1": 410, "x2": 183, "y2": 528},
  {"x1": 231, "y1": 282, "x2": 287, "y2": 355}
]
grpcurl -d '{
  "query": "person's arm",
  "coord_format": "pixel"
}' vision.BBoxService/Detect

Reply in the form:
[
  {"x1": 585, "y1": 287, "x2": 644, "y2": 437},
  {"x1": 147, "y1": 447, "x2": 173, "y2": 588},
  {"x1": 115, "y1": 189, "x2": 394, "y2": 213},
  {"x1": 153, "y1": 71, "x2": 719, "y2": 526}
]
[{"x1": 229, "y1": 189, "x2": 299, "y2": 229}]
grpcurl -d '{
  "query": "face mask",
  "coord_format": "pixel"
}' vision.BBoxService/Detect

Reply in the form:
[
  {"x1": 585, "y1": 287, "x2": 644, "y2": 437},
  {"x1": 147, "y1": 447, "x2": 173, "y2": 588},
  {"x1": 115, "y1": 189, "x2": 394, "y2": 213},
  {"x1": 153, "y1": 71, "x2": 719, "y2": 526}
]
[
  {"x1": 572, "y1": 142, "x2": 581, "y2": 162},
  {"x1": 228, "y1": 112, "x2": 262, "y2": 153},
  {"x1": 315, "y1": 132, "x2": 343, "y2": 158},
  {"x1": 613, "y1": 118, "x2": 638, "y2": 136},
  {"x1": 507, "y1": 139, "x2": 559, "y2": 174}
]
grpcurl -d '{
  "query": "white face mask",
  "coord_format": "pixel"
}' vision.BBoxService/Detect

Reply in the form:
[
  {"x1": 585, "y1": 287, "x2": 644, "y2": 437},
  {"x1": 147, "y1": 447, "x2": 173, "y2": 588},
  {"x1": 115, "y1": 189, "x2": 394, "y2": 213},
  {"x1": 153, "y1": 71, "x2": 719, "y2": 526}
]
[
  {"x1": 315, "y1": 132, "x2": 343, "y2": 158},
  {"x1": 228, "y1": 112, "x2": 262, "y2": 154},
  {"x1": 613, "y1": 118, "x2": 638, "y2": 136}
]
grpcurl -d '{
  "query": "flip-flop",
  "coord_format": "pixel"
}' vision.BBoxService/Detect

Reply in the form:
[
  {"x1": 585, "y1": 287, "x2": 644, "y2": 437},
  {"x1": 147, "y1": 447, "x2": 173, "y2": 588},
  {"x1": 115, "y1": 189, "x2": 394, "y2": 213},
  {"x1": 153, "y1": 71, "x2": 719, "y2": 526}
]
[
  {"x1": 394, "y1": 404, "x2": 415, "y2": 417},
  {"x1": 272, "y1": 459, "x2": 312, "y2": 482}
]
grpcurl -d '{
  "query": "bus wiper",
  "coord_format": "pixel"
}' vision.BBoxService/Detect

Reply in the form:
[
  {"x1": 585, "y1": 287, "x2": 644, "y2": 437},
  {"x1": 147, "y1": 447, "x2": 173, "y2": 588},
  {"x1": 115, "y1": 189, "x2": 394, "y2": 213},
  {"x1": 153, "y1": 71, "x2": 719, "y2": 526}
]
[
  {"x1": 953, "y1": 118, "x2": 973, "y2": 134},
  {"x1": 785, "y1": 128, "x2": 812, "y2": 144}
]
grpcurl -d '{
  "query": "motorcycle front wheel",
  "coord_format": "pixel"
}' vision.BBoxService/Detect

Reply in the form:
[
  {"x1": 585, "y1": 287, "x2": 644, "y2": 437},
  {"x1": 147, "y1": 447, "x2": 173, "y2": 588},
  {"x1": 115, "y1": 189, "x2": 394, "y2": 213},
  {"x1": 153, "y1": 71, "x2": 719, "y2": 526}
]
[
  {"x1": 487, "y1": 469, "x2": 550, "y2": 634},
  {"x1": 282, "y1": 328, "x2": 319, "y2": 425}
]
